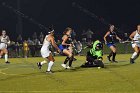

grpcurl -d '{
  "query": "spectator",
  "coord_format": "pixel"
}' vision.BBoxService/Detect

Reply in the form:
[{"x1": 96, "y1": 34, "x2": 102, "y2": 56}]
[
  {"x1": 27, "y1": 38, "x2": 35, "y2": 57},
  {"x1": 71, "y1": 30, "x2": 76, "y2": 40},
  {"x1": 23, "y1": 40, "x2": 29, "y2": 58},
  {"x1": 17, "y1": 34, "x2": 23, "y2": 44},
  {"x1": 32, "y1": 32, "x2": 37, "y2": 40},
  {"x1": 33, "y1": 38, "x2": 41, "y2": 56},
  {"x1": 82, "y1": 29, "x2": 94, "y2": 45},
  {"x1": 16, "y1": 34, "x2": 23, "y2": 57},
  {"x1": 39, "y1": 32, "x2": 44, "y2": 44}
]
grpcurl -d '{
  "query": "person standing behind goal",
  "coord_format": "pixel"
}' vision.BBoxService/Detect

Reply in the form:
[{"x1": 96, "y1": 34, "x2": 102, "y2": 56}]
[
  {"x1": 0, "y1": 30, "x2": 10, "y2": 64},
  {"x1": 37, "y1": 30, "x2": 61, "y2": 73}
]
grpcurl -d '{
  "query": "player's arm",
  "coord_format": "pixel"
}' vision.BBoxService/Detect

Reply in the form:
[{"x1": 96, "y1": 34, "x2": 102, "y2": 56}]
[
  {"x1": 50, "y1": 37, "x2": 60, "y2": 53},
  {"x1": 96, "y1": 51, "x2": 103, "y2": 61},
  {"x1": 116, "y1": 35, "x2": 121, "y2": 41},
  {"x1": 129, "y1": 31, "x2": 136, "y2": 40},
  {"x1": 62, "y1": 35, "x2": 71, "y2": 46},
  {"x1": 103, "y1": 31, "x2": 110, "y2": 43},
  {"x1": 0, "y1": 36, "x2": 1, "y2": 43},
  {"x1": 7, "y1": 36, "x2": 11, "y2": 45}
]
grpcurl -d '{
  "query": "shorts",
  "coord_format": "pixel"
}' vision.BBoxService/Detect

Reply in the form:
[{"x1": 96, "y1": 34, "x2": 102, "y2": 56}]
[
  {"x1": 132, "y1": 43, "x2": 140, "y2": 48},
  {"x1": 0, "y1": 43, "x2": 7, "y2": 50},
  {"x1": 41, "y1": 48, "x2": 51, "y2": 58},
  {"x1": 59, "y1": 45, "x2": 68, "y2": 51},
  {"x1": 106, "y1": 43, "x2": 116, "y2": 47}
]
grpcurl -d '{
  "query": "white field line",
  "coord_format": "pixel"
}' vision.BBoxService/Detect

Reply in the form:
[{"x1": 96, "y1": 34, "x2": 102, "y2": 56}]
[{"x1": 0, "y1": 91, "x2": 89, "y2": 93}]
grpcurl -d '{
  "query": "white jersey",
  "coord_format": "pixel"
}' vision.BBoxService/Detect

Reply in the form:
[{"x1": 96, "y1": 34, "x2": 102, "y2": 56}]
[
  {"x1": 0, "y1": 35, "x2": 10, "y2": 44},
  {"x1": 0, "y1": 35, "x2": 10, "y2": 49},
  {"x1": 42, "y1": 35, "x2": 51, "y2": 49},
  {"x1": 132, "y1": 30, "x2": 140, "y2": 48},
  {"x1": 133, "y1": 30, "x2": 140, "y2": 44},
  {"x1": 41, "y1": 35, "x2": 51, "y2": 58}
]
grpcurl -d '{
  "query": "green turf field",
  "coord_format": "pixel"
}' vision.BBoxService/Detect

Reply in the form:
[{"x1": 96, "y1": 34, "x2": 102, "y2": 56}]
[{"x1": 0, "y1": 54, "x2": 140, "y2": 93}]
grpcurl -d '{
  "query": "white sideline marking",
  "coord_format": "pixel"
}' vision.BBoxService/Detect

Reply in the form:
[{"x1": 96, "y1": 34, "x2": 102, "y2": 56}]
[
  {"x1": 0, "y1": 91, "x2": 89, "y2": 93},
  {"x1": 0, "y1": 68, "x2": 8, "y2": 75},
  {"x1": 0, "y1": 68, "x2": 17, "y2": 75}
]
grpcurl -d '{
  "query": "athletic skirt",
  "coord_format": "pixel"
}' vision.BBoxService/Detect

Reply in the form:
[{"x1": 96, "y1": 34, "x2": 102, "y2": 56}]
[{"x1": 106, "y1": 43, "x2": 116, "y2": 47}]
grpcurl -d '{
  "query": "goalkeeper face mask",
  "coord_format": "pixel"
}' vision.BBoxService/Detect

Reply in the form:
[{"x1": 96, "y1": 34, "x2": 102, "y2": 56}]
[{"x1": 96, "y1": 43, "x2": 103, "y2": 50}]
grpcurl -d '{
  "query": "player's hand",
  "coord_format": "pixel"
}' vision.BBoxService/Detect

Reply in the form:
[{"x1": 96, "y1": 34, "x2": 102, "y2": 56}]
[
  {"x1": 105, "y1": 41, "x2": 107, "y2": 44},
  {"x1": 57, "y1": 49, "x2": 61, "y2": 53},
  {"x1": 119, "y1": 39, "x2": 122, "y2": 43},
  {"x1": 132, "y1": 40, "x2": 136, "y2": 44},
  {"x1": 69, "y1": 44, "x2": 72, "y2": 46}
]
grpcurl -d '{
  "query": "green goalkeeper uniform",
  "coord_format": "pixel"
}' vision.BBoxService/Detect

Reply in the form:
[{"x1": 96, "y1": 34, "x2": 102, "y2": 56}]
[
  {"x1": 81, "y1": 40, "x2": 104, "y2": 68},
  {"x1": 89, "y1": 40, "x2": 103, "y2": 60}
]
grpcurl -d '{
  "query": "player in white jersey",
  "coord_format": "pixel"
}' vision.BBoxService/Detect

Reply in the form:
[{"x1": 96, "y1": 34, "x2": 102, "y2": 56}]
[
  {"x1": 0, "y1": 30, "x2": 10, "y2": 64},
  {"x1": 37, "y1": 30, "x2": 60, "y2": 73},
  {"x1": 129, "y1": 25, "x2": 140, "y2": 64}
]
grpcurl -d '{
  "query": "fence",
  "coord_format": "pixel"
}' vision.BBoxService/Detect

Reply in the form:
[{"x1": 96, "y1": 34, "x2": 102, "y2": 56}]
[{"x1": 7, "y1": 43, "x2": 134, "y2": 58}]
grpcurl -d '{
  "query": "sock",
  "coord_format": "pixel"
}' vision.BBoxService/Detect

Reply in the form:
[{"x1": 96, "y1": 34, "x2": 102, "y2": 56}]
[
  {"x1": 69, "y1": 60, "x2": 73, "y2": 67},
  {"x1": 108, "y1": 51, "x2": 113, "y2": 57},
  {"x1": 68, "y1": 56, "x2": 73, "y2": 67},
  {"x1": 112, "y1": 52, "x2": 116, "y2": 61},
  {"x1": 64, "y1": 57, "x2": 69, "y2": 64},
  {"x1": 40, "y1": 60, "x2": 47, "y2": 65},
  {"x1": 47, "y1": 61, "x2": 54, "y2": 71},
  {"x1": 131, "y1": 52, "x2": 138, "y2": 60},
  {"x1": 5, "y1": 54, "x2": 8, "y2": 62}
]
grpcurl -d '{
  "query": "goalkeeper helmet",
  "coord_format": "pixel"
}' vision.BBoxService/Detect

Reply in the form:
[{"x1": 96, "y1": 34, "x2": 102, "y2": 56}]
[{"x1": 96, "y1": 43, "x2": 103, "y2": 50}]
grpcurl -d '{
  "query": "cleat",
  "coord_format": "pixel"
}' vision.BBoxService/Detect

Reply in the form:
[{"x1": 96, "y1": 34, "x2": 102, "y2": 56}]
[
  {"x1": 107, "y1": 56, "x2": 111, "y2": 61},
  {"x1": 61, "y1": 64, "x2": 67, "y2": 68},
  {"x1": 66, "y1": 66, "x2": 71, "y2": 69},
  {"x1": 5, "y1": 61, "x2": 10, "y2": 64},
  {"x1": 112, "y1": 60, "x2": 118, "y2": 63},
  {"x1": 46, "y1": 71, "x2": 53, "y2": 74},
  {"x1": 37, "y1": 62, "x2": 42, "y2": 69},
  {"x1": 130, "y1": 58, "x2": 135, "y2": 64},
  {"x1": 67, "y1": 66, "x2": 75, "y2": 70}
]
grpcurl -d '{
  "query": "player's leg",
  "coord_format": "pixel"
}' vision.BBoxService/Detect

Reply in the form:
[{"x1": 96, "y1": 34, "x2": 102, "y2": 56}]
[
  {"x1": 0, "y1": 50, "x2": 4, "y2": 58},
  {"x1": 67, "y1": 54, "x2": 74, "y2": 68},
  {"x1": 37, "y1": 59, "x2": 47, "y2": 69},
  {"x1": 0, "y1": 44, "x2": 4, "y2": 58},
  {"x1": 109, "y1": 45, "x2": 117, "y2": 62},
  {"x1": 130, "y1": 46, "x2": 139, "y2": 64},
  {"x1": 61, "y1": 49, "x2": 73, "y2": 69},
  {"x1": 64, "y1": 56, "x2": 69, "y2": 65},
  {"x1": 138, "y1": 47, "x2": 140, "y2": 59},
  {"x1": 46, "y1": 53, "x2": 55, "y2": 73},
  {"x1": 68, "y1": 46, "x2": 77, "y2": 61},
  {"x1": 106, "y1": 43, "x2": 114, "y2": 61},
  {"x1": 37, "y1": 49, "x2": 49, "y2": 69},
  {"x1": 107, "y1": 51, "x2": 113, "y2": 61},
  {"x1": 3, "y1": 48, "x2": 10, "y2": 64},
  {"x1": 86, "y1": 52, "x2": 94, "y2": 66}
]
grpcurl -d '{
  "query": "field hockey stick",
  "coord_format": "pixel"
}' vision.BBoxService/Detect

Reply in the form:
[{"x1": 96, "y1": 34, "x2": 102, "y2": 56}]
[{"x1": 120, "y1": 40, "x2": 140, "y2": 44}]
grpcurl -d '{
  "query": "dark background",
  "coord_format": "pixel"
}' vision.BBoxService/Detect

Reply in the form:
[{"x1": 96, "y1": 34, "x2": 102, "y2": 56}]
[{"x1": 0, "y1": 0, "x2": 140, "y2": 41}]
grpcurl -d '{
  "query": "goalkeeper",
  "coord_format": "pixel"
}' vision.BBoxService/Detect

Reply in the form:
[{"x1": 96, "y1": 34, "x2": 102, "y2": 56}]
[{"x1": 81, "y1": 40, "x2": 104, "y2": 68}]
